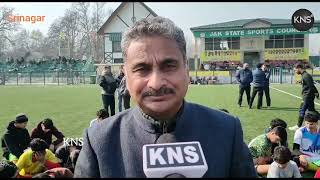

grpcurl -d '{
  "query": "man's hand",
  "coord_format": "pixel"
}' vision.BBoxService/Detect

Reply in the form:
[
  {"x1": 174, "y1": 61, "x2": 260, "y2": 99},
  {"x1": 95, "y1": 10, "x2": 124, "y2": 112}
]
[{"x1": 255, "y1": 156, "x2": 271, "y2": 165}]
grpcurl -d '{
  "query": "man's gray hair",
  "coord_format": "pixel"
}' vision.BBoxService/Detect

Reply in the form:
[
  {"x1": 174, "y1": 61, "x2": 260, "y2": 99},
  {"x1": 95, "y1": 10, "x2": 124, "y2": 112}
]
[{"x1": 121, "y1": 16, "x2": 186, "y2": 61}]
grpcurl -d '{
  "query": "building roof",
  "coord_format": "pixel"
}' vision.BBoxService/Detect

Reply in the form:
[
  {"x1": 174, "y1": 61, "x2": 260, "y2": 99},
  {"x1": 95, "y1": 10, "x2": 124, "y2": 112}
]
[
  {"x1": 97, "y1": 2, "x2": 158, "y2": 35},
  {"x1": 190, "y1": 18, "x2": 320, "y2": 31}
]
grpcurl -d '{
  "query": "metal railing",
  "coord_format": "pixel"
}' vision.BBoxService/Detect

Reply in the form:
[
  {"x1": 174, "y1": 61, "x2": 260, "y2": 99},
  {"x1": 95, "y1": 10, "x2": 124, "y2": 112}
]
[{"x1": 0, "y1": 70, "x2": 97, "y2": 85}]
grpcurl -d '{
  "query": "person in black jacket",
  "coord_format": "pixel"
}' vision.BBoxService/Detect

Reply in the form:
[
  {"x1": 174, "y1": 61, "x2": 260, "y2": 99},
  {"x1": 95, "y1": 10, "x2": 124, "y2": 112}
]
[
  {"x1": 262, "y1": 64, "x2": 271, "y2": 108},
  {"x1": 289, "y1": 63, "x2": 319, "y2": 131},
  {"x1": 235, "y1": 63, "x2": 253, "y2": 107},
  {"x1": 249, "y1": 63, "x2": 266, "y2": 109},
  {"x1": 1, "y1": 114, "x2": 31, "y2": 163},
  {"x1": 30, "y1": 118, "x2": 65, "y2": 152},
  {"x1": 99, "y1": 66, "x2": 117, "y2": 117}
]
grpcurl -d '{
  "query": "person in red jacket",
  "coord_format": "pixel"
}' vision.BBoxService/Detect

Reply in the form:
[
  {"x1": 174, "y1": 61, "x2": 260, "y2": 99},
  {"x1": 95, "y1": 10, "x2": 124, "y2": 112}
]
[{"x1": 30, "y1": 118, "x2": 65, "y2": 153}]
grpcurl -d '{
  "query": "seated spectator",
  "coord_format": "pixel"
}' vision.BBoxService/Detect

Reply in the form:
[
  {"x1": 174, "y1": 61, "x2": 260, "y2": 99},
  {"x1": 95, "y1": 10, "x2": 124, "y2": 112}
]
[
  {"x1": 267, "y1": 146, "x2": 301, "y2": 178},
  {"x1": 31, "y1": 118, "x2": 65, "y2": 152},
  {"x1": 15, "y1": 138, "x2": 60, "y2": 177},
  {"x1": 55, "y1": 144, "x2": 81, "y2": 173},
  {"x1": 1, "y1": 113, "x2": 31, "y2": 163},
  {"x1": 89, "y1": 109, "x2": 108, "y2": 127},
  {"x1": 32, "y1": 167, "x2": 73, "y2": 178},
  {"x1": 265, "y1": 118, "x2": 288, "y2": 151},
  {"x1": 293, "y1": 111, "x2": 320, "y2": 172},
  {"x1": 248, "y1": 126, "x2": 287, "y2": 176},
  {"x1": 0, "y1": 160, "x2": 19, "y2": 178}
]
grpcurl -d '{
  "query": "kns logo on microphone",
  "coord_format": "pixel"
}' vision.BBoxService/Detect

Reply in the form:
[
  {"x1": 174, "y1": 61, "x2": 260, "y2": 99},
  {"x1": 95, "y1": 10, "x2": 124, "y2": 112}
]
[{"x1": 143, "y1": 142, "x2": 205, "y2": 168}]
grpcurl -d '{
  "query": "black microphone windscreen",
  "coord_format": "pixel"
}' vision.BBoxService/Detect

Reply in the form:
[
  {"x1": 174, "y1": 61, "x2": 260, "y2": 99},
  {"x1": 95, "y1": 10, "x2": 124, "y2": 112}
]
[
  {"x1": 155, "y1": 133, "x2": 176, "y2": 144},
  {"x1": 164, "y1": 173, "x2": 186, "y2": 178}
]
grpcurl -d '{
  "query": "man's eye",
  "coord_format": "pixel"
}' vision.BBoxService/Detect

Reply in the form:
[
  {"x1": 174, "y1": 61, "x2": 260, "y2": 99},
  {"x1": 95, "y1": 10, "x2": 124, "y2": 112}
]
[
  {"x1": 165, "y1": 64, "x2": 177, "y2": 70},
  {"x1": 133, "y1": 68, "x2": 145, "y2": 72}
]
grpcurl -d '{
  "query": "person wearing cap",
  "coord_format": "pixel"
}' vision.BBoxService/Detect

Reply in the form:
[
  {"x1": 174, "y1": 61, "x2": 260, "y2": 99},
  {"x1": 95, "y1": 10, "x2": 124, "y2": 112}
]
[
  {"x1": 292, "y1": 110, "x2": 320, "y2": 172},
  {"x1": 30, "y1": 118, "x2": 65, "y2": 153},
  {"x1": 1, "y1": 113, "x2": 31, "y2": 163},
  {"x1": 15, "y1": 138, "x2": 60, "y2": 178}
]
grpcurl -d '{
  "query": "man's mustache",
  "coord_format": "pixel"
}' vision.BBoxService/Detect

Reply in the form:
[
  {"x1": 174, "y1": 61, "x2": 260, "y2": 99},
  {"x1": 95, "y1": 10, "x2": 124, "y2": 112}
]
[{"x1": 142, "y1": 87, "x2": 175, "y2": 98}]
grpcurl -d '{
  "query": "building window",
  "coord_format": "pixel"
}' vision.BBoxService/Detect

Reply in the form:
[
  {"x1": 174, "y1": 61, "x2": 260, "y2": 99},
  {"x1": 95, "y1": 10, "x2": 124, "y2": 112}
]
[
  {"x1": 112, "y1": 41, "x2": 121, "y2": 52},
  {"x1": 231, "y1": 37, "x2": 240, "y2": 49},
  {"x1": 205, "y1": 38, "x2": 213, "y2": 50},
  {"x1": 275, "y1": 39, "x2": 283, "y2": 48},
  {"x1": 214, "y1": 38, "x2": 221, "y2": 50},
  {"x1": 284, "y1": 35, "x2": 294, "y2": 48},
  {"x1": 295, "y1": 39, "x2": 304, "y2": 47},
  {"x1": 264, "y1": 34, "x2": 304, "y2": 48},
  {"x1": 114, "y1": 58, "x2": 123, "y2": 63},
  {"x1": 265, "y1": 40, "x2": 274, "y2": 49}
]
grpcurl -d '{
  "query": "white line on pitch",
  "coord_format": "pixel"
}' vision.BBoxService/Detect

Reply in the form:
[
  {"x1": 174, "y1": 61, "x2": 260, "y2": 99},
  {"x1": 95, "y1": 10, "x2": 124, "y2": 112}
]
[{"x1": 270, "y1": 86, "x2": 320, "y2": 106}]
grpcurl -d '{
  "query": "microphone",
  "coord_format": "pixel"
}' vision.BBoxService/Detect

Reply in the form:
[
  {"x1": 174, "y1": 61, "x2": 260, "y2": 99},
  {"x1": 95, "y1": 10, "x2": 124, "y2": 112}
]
[{"x1": 143, "y1": 133, "x2": 208, "y2": 178}]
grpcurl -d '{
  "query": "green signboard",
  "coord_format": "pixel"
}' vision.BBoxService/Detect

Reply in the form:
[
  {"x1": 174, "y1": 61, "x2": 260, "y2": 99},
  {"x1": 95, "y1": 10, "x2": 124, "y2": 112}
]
[{"x1": 193, "y1": 26, "x2": 320, "y2": 38}]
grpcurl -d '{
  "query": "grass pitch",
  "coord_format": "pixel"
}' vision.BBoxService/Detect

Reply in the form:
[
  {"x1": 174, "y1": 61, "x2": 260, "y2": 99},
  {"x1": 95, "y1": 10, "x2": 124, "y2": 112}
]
[{"x1": 1, "y1": 84, "x2": 319, "y2": 157}]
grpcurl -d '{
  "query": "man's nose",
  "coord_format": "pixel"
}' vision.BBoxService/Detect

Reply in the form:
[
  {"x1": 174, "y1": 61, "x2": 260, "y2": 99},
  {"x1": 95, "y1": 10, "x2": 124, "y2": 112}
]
[{"x1": 147, "y1": 71, "x2": 166, "y2": 91}]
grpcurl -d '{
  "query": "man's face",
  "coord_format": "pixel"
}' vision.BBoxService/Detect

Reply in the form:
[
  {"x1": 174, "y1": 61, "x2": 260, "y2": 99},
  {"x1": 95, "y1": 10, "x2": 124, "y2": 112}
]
[
  {"x1": 41, "y1": 124, "x2": 51, "y2": 133},
  {"x1": 15, "y1": 122, "x2": 28, "y2": 129},
  {"x1": 270, "y1": 132, "x2": 281, "y2": 144},
  {"x1": 262, "y1": 64, "x2": 266, "y2": 71},
  {"x1": 243, "y1": 63, "x2": 249, "y2": 69},
  {"x1": 305, "y1": 121, "x2": 318, "y2": 131},
  {"x1": 294, "y1": 67, "x2": 302, "y2": 74},
  {"x1": 124, "y1": 36, "x2": 189, "y2": 119}
]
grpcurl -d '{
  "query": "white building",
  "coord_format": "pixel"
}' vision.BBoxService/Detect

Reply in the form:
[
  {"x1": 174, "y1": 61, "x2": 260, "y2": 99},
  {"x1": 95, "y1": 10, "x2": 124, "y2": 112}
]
[{"x1": 97, "y1": 2, "x2": 157, "y2": 70}]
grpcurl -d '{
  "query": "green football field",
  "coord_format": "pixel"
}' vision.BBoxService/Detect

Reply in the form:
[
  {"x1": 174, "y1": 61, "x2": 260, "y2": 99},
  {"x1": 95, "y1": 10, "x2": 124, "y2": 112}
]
[{"x1": 1, "y1": 84, "x2": 320, "y2": 156}]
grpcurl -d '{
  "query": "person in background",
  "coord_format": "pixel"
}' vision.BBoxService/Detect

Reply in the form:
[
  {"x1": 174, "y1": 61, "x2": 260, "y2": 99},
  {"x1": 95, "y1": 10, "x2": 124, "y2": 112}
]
[
  {"x1": 116, "y1": 66, "x2": 125, "y2": 112},
  {"x1": 292, "y1": 111, "x2": 320, "y2": 173},
  {"x1": 32, "y1": 167, "x2": 73, "y2": 178},
  {"x1": 89, "y1": 109, "x2": 108, "y2": 127},
  {"x1": 235, "y1": 63, "x2": 253, "y2": 107},
  {"x1": 99, "y1": 66, "x2": 118, "y2": 117},
  {"x1": 1, "y1": 113, "x2": 31, "y2": 163},
  {"x1": 30, "y1": 118, "x2": 65, "y2": 152},
  {"x1": 262, "y1": 63, "x2": 271, "y2": 108},
  {"x1": 248, "y1": 126, "x2": 287, "y2": 176},
  {"x1": 0, "y1": 160, "x2": 19, "y2": 178},
  {"x1": 249, "y1": 63, "x2": 265, "y2": 109},
  {"x1": 267, "y1": 146, "x2": 301, "y2": 178},
  {"x1": 15, "y1": 138, "x2": 60, "y2": 178},
  {"x1": 119, "y1": 76, "x2": 131, "y2": 110},
  {"x1": 265, "y1": 118, "x2": 288, "y2": 150},
  {"x1": 289, "y1": 63, "x2": 319, "y2": 131}
]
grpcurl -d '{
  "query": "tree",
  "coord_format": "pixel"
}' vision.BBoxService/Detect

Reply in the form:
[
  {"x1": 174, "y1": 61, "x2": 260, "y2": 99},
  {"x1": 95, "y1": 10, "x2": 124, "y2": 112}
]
[{"x1": 0, "y1": 6, "x2": 20, "y2": 59}]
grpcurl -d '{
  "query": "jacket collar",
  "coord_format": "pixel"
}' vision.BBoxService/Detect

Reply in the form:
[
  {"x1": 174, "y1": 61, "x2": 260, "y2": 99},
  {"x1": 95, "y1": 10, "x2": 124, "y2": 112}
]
[{"x1": 132, "y1": 100, "x2": 187, "y2": 134}]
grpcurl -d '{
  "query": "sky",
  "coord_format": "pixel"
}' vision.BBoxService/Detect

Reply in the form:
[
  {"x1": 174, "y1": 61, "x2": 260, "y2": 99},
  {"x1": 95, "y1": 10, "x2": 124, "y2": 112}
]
[{"x1": 1, "y1": 2, "x2": 320, "y2": 55}]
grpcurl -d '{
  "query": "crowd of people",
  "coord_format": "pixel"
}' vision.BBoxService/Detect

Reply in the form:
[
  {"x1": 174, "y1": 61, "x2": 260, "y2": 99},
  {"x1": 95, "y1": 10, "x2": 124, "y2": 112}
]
[
  {"x1": 199, "y1": 60, "x2": 311, "y2": 71},
  {"x1": 0, "y1": 114, "x2": 80, "y2": 178},
  {"x1": 1, "y1": 16, "x2": 320, "y2": 178},
  {"x1": 0, "y1": 56, "x2": 91, "y2": 73}
]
